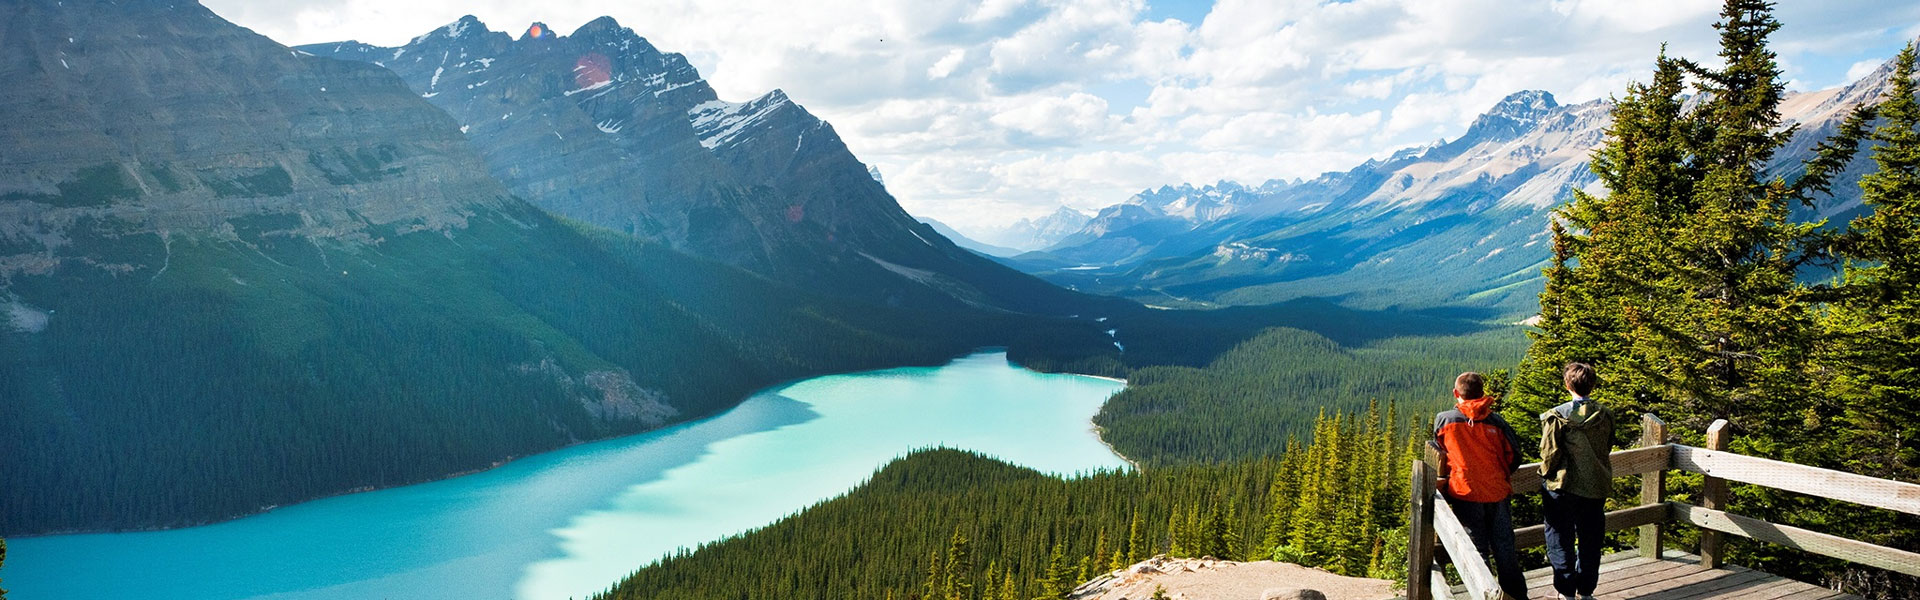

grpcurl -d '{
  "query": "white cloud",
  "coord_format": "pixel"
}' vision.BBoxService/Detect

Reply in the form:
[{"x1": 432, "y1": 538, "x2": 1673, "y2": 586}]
[
  {"x1": 928, "y1": 48, "x2": 968, "y2": 79},
  {"x1": 203, "y1": 0, "x2": 1920, "y2": 233}
]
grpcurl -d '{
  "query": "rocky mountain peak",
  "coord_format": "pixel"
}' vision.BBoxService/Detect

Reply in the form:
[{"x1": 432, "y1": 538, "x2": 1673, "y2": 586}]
[
  {"x1": 574, "y1": 15, "x2": 627, "y2": 36},
  {"x1": 441, "y1": 15, "x2": 487, "y2": 40},
  {"x1": 1462, "y1": 90, "x2": 1559, "y2": 142}
]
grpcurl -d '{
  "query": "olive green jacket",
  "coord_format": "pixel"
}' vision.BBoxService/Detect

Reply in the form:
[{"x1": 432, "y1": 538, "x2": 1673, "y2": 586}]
[{"x1": 1539, "y1": 398, "x2": 1615, "y2": 499}]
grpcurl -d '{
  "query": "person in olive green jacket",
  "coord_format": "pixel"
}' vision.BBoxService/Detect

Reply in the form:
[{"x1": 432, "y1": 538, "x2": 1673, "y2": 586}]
[{"x1": 1540, "y1": 362, "x2": 1614, "y2": 600}]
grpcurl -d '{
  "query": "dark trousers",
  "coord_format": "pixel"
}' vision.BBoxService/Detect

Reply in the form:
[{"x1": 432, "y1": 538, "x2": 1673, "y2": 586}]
[
  {"x1": 1543, "y1": 488, "x2": 1606, "y2": 596},
  {"x1": 1448, "y1": 497, "x2": 1528, "y2": 600}
]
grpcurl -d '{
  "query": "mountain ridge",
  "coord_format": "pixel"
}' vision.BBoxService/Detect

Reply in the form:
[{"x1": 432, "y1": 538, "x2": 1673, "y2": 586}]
[
  {"x1": 1017, "y1": 58, "x2": 1905, "y2": 312},
  {"x1": 299, "y1": 15, "x2": 1095, "y2": 315}
]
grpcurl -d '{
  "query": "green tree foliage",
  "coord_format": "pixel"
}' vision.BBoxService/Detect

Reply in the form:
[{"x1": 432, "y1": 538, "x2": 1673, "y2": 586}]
[
  {"x1": 1811, "y1": 42, "x2": 1920, "y2": 599},
  {"x1": 599, "y1": 405, "x2": 1415, "y2": 600},
  {"x1": 1511, "y1": 2, "x2": 1916, "y2": 596},
  {"x1": 946, "y1": 529, "x2": 975, "y2": 600}
]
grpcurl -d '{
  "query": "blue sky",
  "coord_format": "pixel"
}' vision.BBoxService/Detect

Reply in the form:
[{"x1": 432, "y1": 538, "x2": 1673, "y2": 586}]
[{"x1": 207, "y1": 0, "x2": 1920, "y2": 232}]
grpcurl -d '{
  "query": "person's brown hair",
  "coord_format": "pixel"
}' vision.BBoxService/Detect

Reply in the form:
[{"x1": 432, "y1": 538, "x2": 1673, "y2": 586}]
[
  {"x1": 1455, "y1": 372, "x2": 1485, "y2": 399},
  {"x1": 1564, "y1": 362, "x2": 1597, "y2": 396}
]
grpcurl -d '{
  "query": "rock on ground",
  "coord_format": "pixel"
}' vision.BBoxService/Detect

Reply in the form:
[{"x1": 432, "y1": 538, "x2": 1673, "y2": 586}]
[{"x1": 1070, "y1": 556, "x2": 1396, "y2": 600}]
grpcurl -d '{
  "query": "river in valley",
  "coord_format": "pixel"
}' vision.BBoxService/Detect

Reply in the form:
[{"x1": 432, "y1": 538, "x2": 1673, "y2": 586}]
[{"x1": 6, "y1": 351, "x2": 1129, "y2": 600}]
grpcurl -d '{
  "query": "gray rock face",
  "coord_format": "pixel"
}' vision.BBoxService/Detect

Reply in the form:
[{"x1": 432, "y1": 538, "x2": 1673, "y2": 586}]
[
  {"x1": 0, "y1": 0, "x2": 511, "y2": 274},
  {"x1": 300, "y1": 17, "x2": 1081, "y2": 312}
]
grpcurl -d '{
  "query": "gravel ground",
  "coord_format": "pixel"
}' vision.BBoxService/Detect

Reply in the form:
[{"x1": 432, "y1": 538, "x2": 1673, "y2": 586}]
[{"x1": 1071, "y1": 556, "x2": 1399, "y2": 600}]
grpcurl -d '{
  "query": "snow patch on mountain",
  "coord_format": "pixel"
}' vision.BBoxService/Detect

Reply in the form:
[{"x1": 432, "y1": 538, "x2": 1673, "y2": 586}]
[{"x1": 688, "y1": 91, "x2": 791, "y2": 150}]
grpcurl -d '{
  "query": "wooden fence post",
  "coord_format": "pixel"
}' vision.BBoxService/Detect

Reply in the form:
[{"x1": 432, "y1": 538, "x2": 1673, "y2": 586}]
[
  {"x1": 1408, "y1": 458, "x2": 1438, "y2": 600},
  {"x1": 1638, "y1": 413, "x2": 1668, "y2": 559},
  {"x1": 1698, "y1": 419, "x2": 1731, "y2": 569}
]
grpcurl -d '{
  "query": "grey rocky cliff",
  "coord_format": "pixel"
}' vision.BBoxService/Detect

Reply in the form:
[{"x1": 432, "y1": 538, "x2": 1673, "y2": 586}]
[
  {"x1": 0, "y1": 0, "x2": 511, "y2": 279},
  {"x1": 301, "y1": 17, "x2": 1083, "y2": 313}
]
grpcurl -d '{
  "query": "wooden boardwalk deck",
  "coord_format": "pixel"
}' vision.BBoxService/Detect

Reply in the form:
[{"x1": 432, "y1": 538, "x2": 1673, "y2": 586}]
[{"x1": 1447, "y1": 551, "x2": 1859, "y2": 600}]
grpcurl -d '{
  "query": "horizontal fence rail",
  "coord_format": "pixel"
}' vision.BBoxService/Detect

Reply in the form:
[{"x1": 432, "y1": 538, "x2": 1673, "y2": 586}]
[{"x1": 1670, "y1": 445, "x2": 1920, "y2": 516}]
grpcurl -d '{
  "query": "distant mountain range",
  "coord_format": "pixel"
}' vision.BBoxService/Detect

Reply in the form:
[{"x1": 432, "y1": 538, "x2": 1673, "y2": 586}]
[
  {"x1": 928, "y1": 206, "x2": 1094, "y2": 256},
  {"x1": 298, "y1": 16, "x2": 1083, "y2": 314},
  {"x1": 1009, "y1": 64, "x2": 1902, "y2": 314}
]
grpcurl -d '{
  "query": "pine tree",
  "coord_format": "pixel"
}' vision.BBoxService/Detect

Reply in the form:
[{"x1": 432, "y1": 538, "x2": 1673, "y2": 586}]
[
  {"x1": 1035, "y1": 544, "x2": 1069, "y2": 600},
  {"x1": 998, "y1": 570, "x2": 1020, "y2": 600},
  {"x1": 1824, "y1": 42, "x2": 1920, "y2": 483},
  {"x1": 1288, "y1": 412, "x2": 1337, "y2": 560},
  {"x1": 925, "y1": 549, "x2": 946, "y2": 600},
  {"x1": 1649, "y1": 0, "x2": 1823, "y2": 443},
  {"x1": 983, "y1": 562, "x2": 999, "y2": 600},
  {"x1": 1198, "y1": 502, "x2": 1231, "y2": 559},
  {"x1": 1125, "y1": 510, "x2": 1145, "y2": 562},
  {"x1": 1181, "y1": 503, "x2": 1201, "y2": 559},
  {"x1": 1091, "y1": 529, "x2": 1108, "y2": 573},
  {"x1": 1510, "y1": 48, "x2": 1692, "y2": 443},
  {"x1": 945, "y1": 529, "x2": 974, "y2": 600},
  {"x1": 1165, "y1": 506, "x2": 1185, "y2": 557},
  {"x1": 1260, "y1": 435, "x2": 1303, "y2": 553},
  {"x1": 1816, "y1": 42, "x2": 1920, "y2": 595}
]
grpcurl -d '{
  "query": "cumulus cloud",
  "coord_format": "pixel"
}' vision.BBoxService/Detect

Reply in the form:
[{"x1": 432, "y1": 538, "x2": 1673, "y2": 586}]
[{"x1": 204, "y1": 0, "x2": 1920, "y2": 232}]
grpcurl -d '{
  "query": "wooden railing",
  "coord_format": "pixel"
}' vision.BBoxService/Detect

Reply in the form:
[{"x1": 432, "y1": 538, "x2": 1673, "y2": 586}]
[{"x1": 1406, "y1": 414, "x2": 1920, "y2": 600}]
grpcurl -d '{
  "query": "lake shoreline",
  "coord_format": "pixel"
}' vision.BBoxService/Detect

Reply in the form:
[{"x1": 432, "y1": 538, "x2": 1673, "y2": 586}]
[{"x1": 13, "y1": 348, "x2": 1132, "y2": 540}]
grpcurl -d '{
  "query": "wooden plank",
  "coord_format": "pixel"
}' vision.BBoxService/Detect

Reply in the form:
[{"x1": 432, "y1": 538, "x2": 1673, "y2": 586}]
[
  {"x1": 1510, "y1": 463, "x2": 1541, "y2": 494},
  {"x1": 1568, "y1": 558, "x2": 1701, "y2": 596},
  {"x1": 1509, "y1": 444, "x2": 1672, "y2": 493},
  {"x1": 1669, "y1": 503, "x2": 1920, "y2": 577},
  {"x1": 1670, "y1": 445, "x2": 1920, "y2": 517},
  {"x1": 1409, "y1": 459, "x2": 1438, "y2": 600},
  {"x1": 1520, "y1": 554, "x2": 1664, "y2": 597},
  {"x1": 1428, "y1": 564, "x2": 1454, "y2": 600},
  {"x1": 1431, "y1": 492, "x2": 1501, "y2": 600},
  {"x1": 1556, "y1": 563, "x2": 1703, "y2": 599},
  {"x1": 1721, "y1": 579, "x2": 1849, "y2": 600},
  {"x1": 1769, "y1": 586, "x2": 1858, "y2": 600},
  {"x1": 1641, "y1": 414, "x2": 1669, "y2": 559},
  {"x1": 1513, "y1": 502, "x2": 1669, "y2": 548},
  {"x1": 1720, "y1": 579, "x2": 1845, "y2": 600},
  {"x1": 1652, "y1": 569, "x2": 1775, "y2": 600},
  {"x1": 1605, "y1": 561, "x2": 1729, "y2": 599},
  {"x1": 1700, "y1": 420, "x2": 1732, "y2": 569}
]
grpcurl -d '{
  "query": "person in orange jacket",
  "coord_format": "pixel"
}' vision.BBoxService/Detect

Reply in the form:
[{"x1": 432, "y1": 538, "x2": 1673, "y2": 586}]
[{"x1": 1432, "y1": 372, "x2": 1527, "y2": 600}]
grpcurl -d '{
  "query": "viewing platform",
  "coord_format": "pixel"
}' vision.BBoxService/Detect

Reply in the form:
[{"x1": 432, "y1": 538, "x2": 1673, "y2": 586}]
[
  {"x1": 1407, "y1": 415, "x2": 1917, "y2": 600},
  {"x1": 1447, "y1": 551, "x2": 1859, "y2": 600}
]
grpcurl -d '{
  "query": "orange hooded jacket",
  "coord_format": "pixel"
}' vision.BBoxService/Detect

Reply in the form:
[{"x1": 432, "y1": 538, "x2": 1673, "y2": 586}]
[{"x1": 1432, "y1": 395, "x2": 1522, "y2": 502}]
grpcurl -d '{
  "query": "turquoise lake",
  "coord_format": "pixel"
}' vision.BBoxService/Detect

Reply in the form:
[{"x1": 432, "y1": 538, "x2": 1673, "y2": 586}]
[{"x1": 7, "y1": 351, "x2": 1129, "y2": 600}]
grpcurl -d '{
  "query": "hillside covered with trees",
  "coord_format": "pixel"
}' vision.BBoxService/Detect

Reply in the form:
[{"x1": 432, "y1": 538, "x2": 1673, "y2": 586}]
[{"x1": 600, "y1": 405, "x2": 1414, "y2": 600}]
